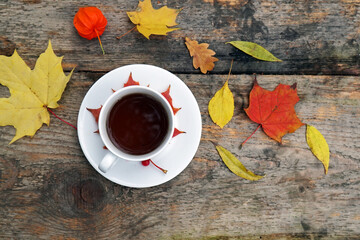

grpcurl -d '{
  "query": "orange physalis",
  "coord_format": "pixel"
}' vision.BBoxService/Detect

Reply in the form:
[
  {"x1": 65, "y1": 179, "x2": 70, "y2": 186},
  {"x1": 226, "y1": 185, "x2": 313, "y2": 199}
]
[{"x1": 73, "y1": 7, "x2": 107, "y2": 55}]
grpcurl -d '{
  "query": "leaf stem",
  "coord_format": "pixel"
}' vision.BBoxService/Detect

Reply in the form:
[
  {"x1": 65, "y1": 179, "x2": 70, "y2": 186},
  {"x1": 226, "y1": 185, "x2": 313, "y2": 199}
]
[
  {"x1": 150, "y1": 159, "x2": 168, "y2": 174},
  {"x1": 47, "y1": 108, "x2": 77, "y2": 130},
  {"x1": 226, "y1": 59, "x2": 234, "y2": 83},
  {"x1": 240, "y1": 124, "x2": 261, "y2": 148},
  {"x1": 95, "y1": 29, "x2": 105, "y2": 55},
  {"x1": 116, "y1": 26, "x2": 136, "y2": 40}
]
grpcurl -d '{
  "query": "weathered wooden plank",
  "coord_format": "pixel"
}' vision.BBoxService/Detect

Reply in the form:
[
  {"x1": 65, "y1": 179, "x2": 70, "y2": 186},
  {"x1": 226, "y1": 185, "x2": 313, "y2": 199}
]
[
  {"x1": 0, "y1": 73, "x2": 359, "y2": 239},
  {"x1": 0, "y1": 0, "x2": 359, "y2": 75}
]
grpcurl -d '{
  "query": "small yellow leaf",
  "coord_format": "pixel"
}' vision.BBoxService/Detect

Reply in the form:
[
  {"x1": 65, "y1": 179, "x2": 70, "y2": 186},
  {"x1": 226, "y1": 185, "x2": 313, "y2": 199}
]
[
  {"x1": 185, "y1": 37, "x2": 219, "y2": 74},
  {"x1": 127, "y1": 0, "x2": 181, "y2": 39},
  {"x1": 216, "y1": 145, "x2": 264, "y2": 181},
  {"x1": 208, "y1": 80, "x2": 234, "y2": 128},
  {"x1": 306, "y1": 125, "x2": 330, "y2": 174},
  {"x1": 0, "y1": 41, "x2": 73, "y2": 143},
  {"x1": 227, "y1": 41, "x2": 282, "y2": 62}
]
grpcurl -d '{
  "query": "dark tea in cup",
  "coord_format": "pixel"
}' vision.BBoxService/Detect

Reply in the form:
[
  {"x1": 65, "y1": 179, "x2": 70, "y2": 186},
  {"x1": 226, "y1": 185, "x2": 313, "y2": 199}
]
[
  {"x1": 106, "y1": 93, "x2": 169, "y2": 155},
  {"x1": 98, "y1": 85, "x2": 174, "y2": 173}
]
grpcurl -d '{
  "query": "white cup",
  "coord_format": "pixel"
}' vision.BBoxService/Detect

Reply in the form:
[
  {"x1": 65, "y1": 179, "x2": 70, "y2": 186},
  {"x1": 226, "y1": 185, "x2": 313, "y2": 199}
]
[{"x1": 98, "y1": 86, "x2": 174, "y2": 173}]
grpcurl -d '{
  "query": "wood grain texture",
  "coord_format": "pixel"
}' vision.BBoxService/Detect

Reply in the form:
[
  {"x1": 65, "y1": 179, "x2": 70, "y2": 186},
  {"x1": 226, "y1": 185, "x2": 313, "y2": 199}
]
[
  {"x1": 0, "y1": 0, "x2": 359, "y2": 75},
  {"x1": 0, "y1": 72, "x2": 359, "y2": 239}
]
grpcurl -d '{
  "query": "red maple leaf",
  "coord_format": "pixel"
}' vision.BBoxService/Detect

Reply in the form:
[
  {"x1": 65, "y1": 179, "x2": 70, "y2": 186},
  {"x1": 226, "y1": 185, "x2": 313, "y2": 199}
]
[
  {"x1": 162, "y1": 85, "x2": 181, "y2": 115},
  {"x1": 242, "y1": 79, "x2": 304, "y2": 145},
  {"x1": 87, "y1": 106, "x2": 102, "y2": 133},
  {"x1": 173, "y1": 128, "x2": 186, "y2": 138},
  {"x1": 86, "y1": 106, "x2": 102, "y2": 123},
  {"x1": 124, "y1": 72, "x2": 140, "y2": 87}
]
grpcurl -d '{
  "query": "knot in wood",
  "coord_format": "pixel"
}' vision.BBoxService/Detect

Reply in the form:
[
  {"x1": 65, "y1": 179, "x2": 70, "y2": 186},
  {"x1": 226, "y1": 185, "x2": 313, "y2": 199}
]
[
  {"x1": 70, "y1": 179, "x2": 106, "y2": 213},
  {"x1": 79, "y1": 179, "x2": 105, "y2": 204}
]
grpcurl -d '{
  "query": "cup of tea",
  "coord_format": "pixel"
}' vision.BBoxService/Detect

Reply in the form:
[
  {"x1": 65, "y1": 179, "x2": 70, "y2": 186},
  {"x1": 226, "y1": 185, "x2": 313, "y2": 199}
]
[{"x1": 98, "y1": 86, "x2": 174, "y2": 173}]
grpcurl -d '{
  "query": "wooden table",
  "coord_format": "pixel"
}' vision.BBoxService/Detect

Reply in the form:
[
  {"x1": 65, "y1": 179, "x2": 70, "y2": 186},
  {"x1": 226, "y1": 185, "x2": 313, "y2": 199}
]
[{"x1": 0, "y1": 0, "x2": 359, "y2": 239}]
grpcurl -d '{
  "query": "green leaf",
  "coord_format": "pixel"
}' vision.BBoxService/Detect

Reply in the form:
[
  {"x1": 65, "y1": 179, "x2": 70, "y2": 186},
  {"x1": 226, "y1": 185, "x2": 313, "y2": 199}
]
[
  {"x1": 306, "y1": 124, "x2": 330, "y2": 174},
  {"x1": 215, "y1": 145, "x2": 264, "y2": 181},
  {"x1": 226, "y1": 41, "x2": 282, "y2": 62}
]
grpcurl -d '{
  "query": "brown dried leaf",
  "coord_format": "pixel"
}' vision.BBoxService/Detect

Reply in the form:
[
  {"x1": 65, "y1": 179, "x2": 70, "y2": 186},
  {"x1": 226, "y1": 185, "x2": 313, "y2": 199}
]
[{"x1": 185, "y1": 37, "x2": 218, "y2": 74}]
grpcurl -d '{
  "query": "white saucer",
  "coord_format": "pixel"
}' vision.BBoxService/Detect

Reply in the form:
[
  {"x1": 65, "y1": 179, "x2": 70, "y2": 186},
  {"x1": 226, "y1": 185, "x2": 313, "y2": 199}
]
[{"x1": 77, "y1": 64, "x2": 202, "y2": 188}]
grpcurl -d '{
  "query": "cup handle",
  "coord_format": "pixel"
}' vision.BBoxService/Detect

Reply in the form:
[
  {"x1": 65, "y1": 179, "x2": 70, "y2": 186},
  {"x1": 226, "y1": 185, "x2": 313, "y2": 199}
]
[{"x1": 99, "y1": 152, "x2": 117, "y2": 173}]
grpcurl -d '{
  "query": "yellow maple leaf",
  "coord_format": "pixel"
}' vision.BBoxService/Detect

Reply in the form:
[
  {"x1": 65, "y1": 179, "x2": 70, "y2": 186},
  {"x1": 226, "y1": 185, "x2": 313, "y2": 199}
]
[
  {"x1": 0, "y1": 41, "x2": 73, "y2": 144},
  {"x1": 185, "y1": 37, "x2": 219, "y2": 74},
  {"x1": 127, "y1": 0, "x2": 181, "y2": 39}
]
